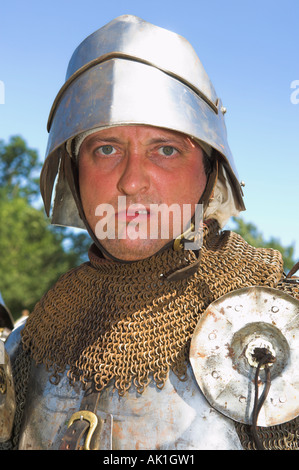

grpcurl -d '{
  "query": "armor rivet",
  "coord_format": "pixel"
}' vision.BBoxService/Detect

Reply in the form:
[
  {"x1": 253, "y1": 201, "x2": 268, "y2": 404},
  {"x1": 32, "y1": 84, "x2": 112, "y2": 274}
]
[
  {"x1": 212, "y1": 371, "x2": 219, "y2": 379},
  {"x1": 239, "y1": 396, "x2": 246, "y2": 403},
  {"x1": 279, "y1": 396, "x2": 287, "y2": 403},
  {"x1": 271, "y1": 306, "x2": 279, "y2": 313},
  {"x1": 240, "y1": 181, "x2": 245, "y2": 187},
  {"x1": 208, "y1": 332, "x2": 217, "y2": 340},
  {"x1": 235, "y1": 305, "x2": 243, "y2": 312},
  {"x1": 221, "y1": 106, "x2": 227, "y2": 114},
  {"x1": 245, "y1": 339, "x2": 276, "y2": 369}
]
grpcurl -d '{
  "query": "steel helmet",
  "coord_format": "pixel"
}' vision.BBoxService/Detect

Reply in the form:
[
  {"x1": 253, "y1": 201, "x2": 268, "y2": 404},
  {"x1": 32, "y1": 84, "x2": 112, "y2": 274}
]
[{"x1": 40, "y1": 15, "x2": 245, "y2": 231}]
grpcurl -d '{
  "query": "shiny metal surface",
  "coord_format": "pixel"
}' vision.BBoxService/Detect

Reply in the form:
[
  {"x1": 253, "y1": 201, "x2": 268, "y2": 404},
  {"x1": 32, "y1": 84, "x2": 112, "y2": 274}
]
[
  {"x1": 48, "y1": 60, "x2": 230, "y2": 164},
  {"x1": 5, "y1": 320, "x2": 26, "y2": 364},
  {"x1": 190, "y1": 286, "x2": 299, "y2": 427},
  {"x1": 18, "y1": 361, "x2": 243, "y2": 450},
  {"x1": 0, "y1": 292, "x2": 14, "y2": 331},
  {"x1": 41, "y1": 14, "x2": 245, "y2": 229},
  {"x1": 67, "y1": 410, "x2": 99, "y2": 450},
  {"x1": 61, "y1": 14, "x2": 218, "y2": 116},
  {"x1": 51, "y1": 160, "x2": 85, "y2": 228}
]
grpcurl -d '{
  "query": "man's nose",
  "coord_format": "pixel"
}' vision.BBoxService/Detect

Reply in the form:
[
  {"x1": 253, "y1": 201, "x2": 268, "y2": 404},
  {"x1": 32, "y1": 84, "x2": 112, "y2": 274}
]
[{"x1": 117, "y1": 151, "x2": 150, "y2": 196}]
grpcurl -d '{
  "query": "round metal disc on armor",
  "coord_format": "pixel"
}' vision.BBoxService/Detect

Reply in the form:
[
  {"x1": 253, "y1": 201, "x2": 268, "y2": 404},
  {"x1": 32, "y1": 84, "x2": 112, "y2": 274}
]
[{"x1": 190, "y1": 286, "x2": 299, "y2": 427}]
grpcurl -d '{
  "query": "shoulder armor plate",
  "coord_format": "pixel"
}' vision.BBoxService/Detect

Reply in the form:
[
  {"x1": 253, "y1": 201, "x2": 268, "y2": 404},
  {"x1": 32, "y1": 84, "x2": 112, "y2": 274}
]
[{"x1": 190, "y1": 286, "x2": 299, "y2": 427}]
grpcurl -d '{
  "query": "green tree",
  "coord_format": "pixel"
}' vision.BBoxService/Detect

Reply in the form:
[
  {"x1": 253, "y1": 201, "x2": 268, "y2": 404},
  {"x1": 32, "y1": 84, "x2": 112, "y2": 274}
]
[
  {"x1": 0, "y1": 191, "x2": 80, "y2": 318},
  {"x1": 231, "y1": 216, "x2": 296, "y2": 272},
  {"x1": 0, "y1": 135, "x2": 41, "y2": 201},
  {"x1": 0, "y1": 136, "x2": 90, "y2": 319}
]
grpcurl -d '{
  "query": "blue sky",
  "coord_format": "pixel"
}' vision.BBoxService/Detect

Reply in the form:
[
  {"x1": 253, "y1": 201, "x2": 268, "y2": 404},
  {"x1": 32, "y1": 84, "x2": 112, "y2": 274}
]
[{"x1": 1, "y1": 0, "x2": 298, "y2": 259}]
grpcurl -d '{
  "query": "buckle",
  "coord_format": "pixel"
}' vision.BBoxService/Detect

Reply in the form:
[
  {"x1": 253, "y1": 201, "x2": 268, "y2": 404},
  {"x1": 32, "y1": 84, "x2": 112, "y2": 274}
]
[
  {"x1": 173, "y1": 223, "x2": 195, "y2": 251},
  {"x1": 68, "y1": 410, "x2": 98, "y2": 450}
]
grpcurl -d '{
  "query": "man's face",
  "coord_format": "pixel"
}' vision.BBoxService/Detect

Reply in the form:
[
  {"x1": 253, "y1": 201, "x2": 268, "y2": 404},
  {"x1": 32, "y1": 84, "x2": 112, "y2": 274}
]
[{"x1": 79, "y1": 125, "x2": 207, "y2": 261}]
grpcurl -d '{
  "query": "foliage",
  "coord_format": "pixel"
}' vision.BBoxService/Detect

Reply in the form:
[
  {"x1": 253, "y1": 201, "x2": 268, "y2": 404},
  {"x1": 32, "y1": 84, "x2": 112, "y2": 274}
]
[
  {"x1": 230, "y1": 216, "x2": 296, "y2": 272},
  {"x1": 0, "y1": 135, "x2": 41, "y2": 201},
  {"x1": 0, "y1": 136, "x2": 90, "y2": 319},
  {"x1": 0, "y1": 190, "x2": 79, "y2": 317}
]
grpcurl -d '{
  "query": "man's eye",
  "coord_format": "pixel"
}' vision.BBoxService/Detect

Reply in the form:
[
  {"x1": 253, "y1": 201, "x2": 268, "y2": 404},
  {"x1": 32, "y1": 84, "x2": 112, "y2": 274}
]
[
  {"x1": 158, "y1": 146, "x2": 178, "y2": 156},
  {"x1": 96, "y1": 145, "x2": 116, "y2": 156}
]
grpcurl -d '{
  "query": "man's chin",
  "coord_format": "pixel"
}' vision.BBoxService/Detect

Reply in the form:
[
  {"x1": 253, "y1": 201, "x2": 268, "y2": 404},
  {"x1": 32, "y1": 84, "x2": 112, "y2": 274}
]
[{"x1": 99, "y1": 238, "x2": 173, "y2": 262}]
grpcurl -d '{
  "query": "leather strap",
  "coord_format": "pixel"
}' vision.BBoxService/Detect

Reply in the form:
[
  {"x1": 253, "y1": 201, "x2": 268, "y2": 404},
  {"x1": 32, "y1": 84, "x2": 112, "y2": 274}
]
[{"x1": 59, "y1": 386, "x2": 101, "y2": 450}]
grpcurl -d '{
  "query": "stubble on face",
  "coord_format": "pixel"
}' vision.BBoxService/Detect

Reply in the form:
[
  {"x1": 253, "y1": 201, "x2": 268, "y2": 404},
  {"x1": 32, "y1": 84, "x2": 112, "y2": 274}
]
[{"x1": 78, "y1": 126, "x2": 207, "y2": 261}]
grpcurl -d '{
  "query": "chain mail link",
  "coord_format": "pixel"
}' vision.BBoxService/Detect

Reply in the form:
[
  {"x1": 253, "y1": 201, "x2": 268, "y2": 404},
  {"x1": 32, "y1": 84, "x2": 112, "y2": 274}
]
[
  {"x1": 0, "y1": 344, "x2": 31, "y2": 450},
  {"x1": 235, "y1": 420, "x2": 299, "y2": 450},
  {"x1": 21, "y1": 220, "x2": 283, "y2": 397}
]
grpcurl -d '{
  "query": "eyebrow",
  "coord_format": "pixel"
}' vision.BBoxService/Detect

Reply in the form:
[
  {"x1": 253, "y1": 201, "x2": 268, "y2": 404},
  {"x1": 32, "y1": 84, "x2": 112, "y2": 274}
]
[
  {"x1": 145, "y1": 136, "x2": 191, "y2": 150},
  {"x1": 83, "y1": 136, "x2": 123, "y2": 149},
  {"x1": 83, "y1": 134, "x2": 192, "y2": 151}
]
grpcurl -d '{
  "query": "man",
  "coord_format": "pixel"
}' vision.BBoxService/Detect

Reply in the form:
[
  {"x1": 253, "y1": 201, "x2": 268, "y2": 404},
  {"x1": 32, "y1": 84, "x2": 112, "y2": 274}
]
[{"x1": 2, "y1": 15, "x2": 299, "y2": 451}]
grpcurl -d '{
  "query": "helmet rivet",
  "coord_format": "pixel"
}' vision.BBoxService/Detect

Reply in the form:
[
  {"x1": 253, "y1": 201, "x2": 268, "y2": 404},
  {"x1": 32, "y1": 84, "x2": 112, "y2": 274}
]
[{"x1": 221, "y1": 106, "x2": 227, "y2": 114}]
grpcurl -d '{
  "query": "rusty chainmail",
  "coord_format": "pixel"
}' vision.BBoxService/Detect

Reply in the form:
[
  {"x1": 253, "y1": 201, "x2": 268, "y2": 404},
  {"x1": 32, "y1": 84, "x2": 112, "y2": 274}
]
[
  {"x1": 4, "y1": 219, "x2": 299, "y2": 449},
  {"x1": 21, "y1": 219, "x2": 283, "y2": 394}
]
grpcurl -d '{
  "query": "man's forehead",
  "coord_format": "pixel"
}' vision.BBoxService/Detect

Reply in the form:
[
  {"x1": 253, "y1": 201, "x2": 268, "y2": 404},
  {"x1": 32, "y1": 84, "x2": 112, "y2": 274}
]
[{"x1": 82, "y1": 125, "x2": 196, "y2": 146}]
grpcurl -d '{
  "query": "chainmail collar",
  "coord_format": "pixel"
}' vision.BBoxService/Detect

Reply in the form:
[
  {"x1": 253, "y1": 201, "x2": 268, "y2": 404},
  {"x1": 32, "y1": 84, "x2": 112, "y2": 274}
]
[{"x1": 21, "y1": 219, "x2": 283, "y2": 396}]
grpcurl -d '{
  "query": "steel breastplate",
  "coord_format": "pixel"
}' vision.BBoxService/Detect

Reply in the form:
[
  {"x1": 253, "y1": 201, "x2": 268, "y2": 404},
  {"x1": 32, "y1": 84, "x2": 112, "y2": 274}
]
[
  {"x1": 17, "y1": 361, "x2": 243, "y2": 450},
  {"x1": 9, "y1": 285, "x2": 299, "y2": 450}
]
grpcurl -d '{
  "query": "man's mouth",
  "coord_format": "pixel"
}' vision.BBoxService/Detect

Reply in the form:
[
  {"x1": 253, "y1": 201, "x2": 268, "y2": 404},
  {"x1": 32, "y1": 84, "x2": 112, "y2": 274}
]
[{"x1": 116, "y1": 206, "x2": 151, "y2": 222}]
